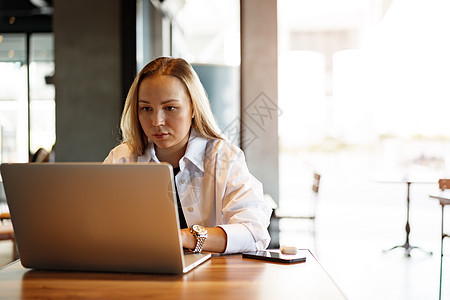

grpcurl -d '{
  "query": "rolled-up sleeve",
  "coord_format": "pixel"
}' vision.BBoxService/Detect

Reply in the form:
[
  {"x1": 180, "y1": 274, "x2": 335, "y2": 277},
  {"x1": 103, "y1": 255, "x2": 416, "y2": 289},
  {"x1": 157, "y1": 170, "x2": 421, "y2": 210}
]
[{"x1": 216, "y1": 144, "x2": 272, "y2": 254}]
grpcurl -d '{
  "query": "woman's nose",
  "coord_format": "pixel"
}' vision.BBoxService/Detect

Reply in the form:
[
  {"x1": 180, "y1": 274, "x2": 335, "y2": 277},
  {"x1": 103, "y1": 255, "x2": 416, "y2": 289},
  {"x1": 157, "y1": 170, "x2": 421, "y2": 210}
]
[{"x1": 152, "y1": 110, "x2": 165, "y2": 126}]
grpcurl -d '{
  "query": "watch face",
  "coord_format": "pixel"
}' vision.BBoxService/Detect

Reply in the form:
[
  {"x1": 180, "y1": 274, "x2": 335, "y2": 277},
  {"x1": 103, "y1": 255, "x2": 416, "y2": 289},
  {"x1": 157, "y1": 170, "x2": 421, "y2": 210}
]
[{"x1": 192, "y1": 224, "x2": 207, "y2": 235}]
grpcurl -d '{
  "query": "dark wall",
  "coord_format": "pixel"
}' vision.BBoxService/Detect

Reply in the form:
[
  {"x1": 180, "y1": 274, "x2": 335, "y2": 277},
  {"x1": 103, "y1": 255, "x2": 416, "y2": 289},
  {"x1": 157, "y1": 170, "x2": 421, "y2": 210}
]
[{"x1": 53, "y1": 0, "x2": 136, "y2": 162}]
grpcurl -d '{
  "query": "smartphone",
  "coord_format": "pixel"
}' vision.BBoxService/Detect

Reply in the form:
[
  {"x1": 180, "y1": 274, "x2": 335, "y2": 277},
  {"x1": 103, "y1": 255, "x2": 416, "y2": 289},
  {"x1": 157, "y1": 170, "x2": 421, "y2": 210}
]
[{"x1": 242, "y1": 251, "x2": 306, "y2": 264}]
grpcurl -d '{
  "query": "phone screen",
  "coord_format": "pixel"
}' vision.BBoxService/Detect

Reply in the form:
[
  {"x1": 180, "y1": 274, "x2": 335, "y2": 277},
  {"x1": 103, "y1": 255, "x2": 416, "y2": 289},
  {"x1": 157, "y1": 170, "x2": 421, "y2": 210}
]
[{"x1": 242, "y1": 251, "x2": 306, "y2": 263}]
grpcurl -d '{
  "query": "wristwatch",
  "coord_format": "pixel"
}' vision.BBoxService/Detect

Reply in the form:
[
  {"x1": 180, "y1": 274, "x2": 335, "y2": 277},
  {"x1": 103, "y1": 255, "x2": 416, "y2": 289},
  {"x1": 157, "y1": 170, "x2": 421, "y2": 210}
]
[{"x1": 190, "y1": 225, "x2": 208, "y2": 253}]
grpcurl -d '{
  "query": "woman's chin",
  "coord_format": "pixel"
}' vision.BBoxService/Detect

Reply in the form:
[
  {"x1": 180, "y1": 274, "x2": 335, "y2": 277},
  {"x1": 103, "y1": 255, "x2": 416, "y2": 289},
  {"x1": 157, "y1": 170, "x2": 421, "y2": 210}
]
[{"x1": 152, "y1": 141, "x2": 170, "y2": 149}]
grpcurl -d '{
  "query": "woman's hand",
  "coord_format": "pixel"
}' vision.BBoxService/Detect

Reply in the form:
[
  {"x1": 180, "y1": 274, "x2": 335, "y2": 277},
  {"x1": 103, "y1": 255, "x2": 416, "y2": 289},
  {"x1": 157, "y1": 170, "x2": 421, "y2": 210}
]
[{"x1": 181, "y1": 226, "x2": 227, "y2": 253}]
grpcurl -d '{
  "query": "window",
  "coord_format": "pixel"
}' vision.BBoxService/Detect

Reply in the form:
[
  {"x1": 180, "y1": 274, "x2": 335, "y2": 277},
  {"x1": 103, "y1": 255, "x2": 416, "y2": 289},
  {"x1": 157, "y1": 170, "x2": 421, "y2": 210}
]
[
  {"x1": 277, "y1": 0, "x2": 450, "y2": 250},
  {"x1": 170, "y1": 0, "x2": 241, "y2": 141},
  {"x1": 278, "y1": 0, "x2": 450, "y2": 191},
  {"x1": 0, "y1": 33, "x2": 55, "y2": 164}
]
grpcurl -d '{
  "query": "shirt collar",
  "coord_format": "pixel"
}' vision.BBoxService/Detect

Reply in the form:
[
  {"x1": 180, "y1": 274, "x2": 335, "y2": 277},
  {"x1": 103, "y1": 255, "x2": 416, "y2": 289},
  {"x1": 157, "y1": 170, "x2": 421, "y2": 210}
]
[
  {"x1": 182, "y1": 129, "x2": 207, "y2": 173},
  {"x1": 138, "y1": 129, "x2": 207, "y2": 172}
]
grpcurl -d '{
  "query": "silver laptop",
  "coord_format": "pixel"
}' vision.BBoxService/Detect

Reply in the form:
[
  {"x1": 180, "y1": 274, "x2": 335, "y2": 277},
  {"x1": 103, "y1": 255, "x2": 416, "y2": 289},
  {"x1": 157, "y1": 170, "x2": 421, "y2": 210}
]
[{"x1": 0, "y1": 162, "x2": 210, "y2": 274}]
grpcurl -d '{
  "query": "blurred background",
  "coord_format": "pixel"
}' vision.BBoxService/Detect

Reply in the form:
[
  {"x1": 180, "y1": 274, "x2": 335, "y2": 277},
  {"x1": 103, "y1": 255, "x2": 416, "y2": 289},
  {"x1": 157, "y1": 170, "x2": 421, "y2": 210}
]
[{"x1": 1, "y1": 0, "x2": 450, "y2": 299}]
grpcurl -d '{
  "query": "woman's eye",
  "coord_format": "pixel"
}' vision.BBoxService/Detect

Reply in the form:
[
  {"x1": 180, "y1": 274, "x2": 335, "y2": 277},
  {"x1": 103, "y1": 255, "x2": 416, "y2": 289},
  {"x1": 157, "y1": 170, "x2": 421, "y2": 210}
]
[
  {"x1": 166, "y1": 106, "x2": 176, "y2": 111},
  {"x1": 141, "y1": 107, "x2": 151, "y2": 112}
]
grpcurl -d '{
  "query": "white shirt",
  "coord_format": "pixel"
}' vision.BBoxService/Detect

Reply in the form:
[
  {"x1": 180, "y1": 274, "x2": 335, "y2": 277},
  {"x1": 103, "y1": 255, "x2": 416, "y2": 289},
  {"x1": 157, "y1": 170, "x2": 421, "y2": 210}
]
[{"x1": 104, "y1": 130, "x2": 272, "y2": 254}]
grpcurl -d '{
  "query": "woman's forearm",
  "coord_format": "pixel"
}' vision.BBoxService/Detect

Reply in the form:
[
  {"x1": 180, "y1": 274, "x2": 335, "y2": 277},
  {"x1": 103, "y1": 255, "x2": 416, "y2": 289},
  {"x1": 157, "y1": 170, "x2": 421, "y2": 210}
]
[{"x1": 181, "y1": 226, "x2": 227, "y2": 253}]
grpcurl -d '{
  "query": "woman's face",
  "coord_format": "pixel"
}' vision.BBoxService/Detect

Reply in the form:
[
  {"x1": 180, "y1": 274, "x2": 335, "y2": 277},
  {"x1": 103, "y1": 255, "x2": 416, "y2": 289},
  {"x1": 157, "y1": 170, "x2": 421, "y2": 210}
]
[{"x1": 137, "y1": 74, "x2": 193, "y2": 154}]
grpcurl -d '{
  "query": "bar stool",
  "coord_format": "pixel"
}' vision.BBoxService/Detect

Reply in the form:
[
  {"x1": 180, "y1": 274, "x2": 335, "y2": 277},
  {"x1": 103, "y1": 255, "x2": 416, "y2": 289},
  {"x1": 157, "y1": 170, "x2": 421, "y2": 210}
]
[
  {"x1": 437, "y1": 179, "x2": 450, "y2": 300},
  {"x1": 269, "y1": 172, "x2": 321, "y2": 242},
  {"x1": 0, "y1": 212, "x2": 17, "y2": 261}
]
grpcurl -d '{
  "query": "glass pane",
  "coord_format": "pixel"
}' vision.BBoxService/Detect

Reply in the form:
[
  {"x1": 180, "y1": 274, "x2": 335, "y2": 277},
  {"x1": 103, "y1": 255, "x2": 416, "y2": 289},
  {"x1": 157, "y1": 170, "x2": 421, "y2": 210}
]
[
  {"x1": 171, "y1": 0, "x2": 241, "y2": 143},
  {"x1": 278, "y1": 0, "x2": 450, "y2": 190},
  {"x1": 0, "y1": 34, "x2": 28, "y2": 163},
  {"x1": 172, "y1": 0, "x2": 240, "y2": 66},
  {"x1": 29, "y1": 33, "x2": 55, "y2": 158},
  {"x1": 0, "y1": 33, "x2": 55, "y2": 164},
  {"x1": 277, "y1": 5, "x2": 450, "y2": 295}
]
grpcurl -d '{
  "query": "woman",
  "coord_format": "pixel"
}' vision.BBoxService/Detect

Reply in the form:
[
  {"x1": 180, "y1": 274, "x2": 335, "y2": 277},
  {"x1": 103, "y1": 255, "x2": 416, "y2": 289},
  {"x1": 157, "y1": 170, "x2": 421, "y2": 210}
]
[{"x1": 104, "y1": 57, "x2": 271, "y2": 254}]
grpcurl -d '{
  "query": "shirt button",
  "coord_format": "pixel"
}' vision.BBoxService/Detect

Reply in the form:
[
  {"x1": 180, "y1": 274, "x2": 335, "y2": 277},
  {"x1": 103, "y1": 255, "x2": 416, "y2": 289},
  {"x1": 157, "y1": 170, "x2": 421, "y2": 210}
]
[
  {"x1": 181, "y1": 179, "x2": 187, "y2": 184},
  {"x1": 188, "y1": 207, "x2": 194, "y2": 212}
]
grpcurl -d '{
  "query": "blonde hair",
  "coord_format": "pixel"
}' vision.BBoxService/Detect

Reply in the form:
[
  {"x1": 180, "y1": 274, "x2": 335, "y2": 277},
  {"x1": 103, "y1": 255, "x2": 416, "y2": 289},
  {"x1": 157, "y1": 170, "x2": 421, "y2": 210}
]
[{"x1": 120, "y1": 57, "x2": 223, "y2": 155}]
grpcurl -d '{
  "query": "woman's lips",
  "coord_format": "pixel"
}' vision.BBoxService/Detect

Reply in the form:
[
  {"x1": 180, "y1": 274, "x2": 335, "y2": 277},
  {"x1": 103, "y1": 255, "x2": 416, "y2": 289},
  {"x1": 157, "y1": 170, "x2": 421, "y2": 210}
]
[{"x1": 153, "y1": 132, "x2": 169, "y2": 139}]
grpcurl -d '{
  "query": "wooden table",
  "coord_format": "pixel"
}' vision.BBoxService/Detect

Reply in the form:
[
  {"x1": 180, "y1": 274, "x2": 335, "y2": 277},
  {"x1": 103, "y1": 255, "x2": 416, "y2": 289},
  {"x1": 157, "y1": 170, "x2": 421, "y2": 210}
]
[
  {"x1": 430, "y1": 191, "x2": 450, "y2": 206},
  {"x1": 0, "y1": 250, "x2": 346, "y2": 299}
]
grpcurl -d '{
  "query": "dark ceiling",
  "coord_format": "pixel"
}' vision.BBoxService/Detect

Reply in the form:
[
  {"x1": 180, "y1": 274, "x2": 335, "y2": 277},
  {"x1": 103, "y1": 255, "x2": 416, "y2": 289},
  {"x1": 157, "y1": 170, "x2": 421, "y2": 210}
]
[{"x1": 0, "y1": 0, "x2": 53, "y2": 33}]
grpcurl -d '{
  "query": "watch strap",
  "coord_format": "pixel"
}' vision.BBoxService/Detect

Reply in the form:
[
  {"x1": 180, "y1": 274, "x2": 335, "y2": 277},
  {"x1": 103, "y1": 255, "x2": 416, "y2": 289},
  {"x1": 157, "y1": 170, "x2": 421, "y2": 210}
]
[
  {"x1": 192, "y1": 235, "x2": 207, "y2": 253},
  {"x1": 190, "y1": 225, "x2": 207, "y2": 253}
]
